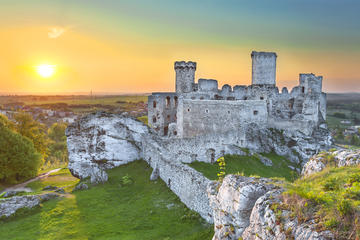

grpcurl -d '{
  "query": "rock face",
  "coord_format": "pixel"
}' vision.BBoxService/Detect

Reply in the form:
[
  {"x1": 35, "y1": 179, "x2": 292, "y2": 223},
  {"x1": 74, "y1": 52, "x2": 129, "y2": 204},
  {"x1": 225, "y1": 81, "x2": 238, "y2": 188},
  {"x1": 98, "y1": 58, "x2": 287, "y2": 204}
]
[
  {"x1": 66, "y1": 112, "x2": 150, "y2": 183},
  {"x1": 208, "y1": 175, "x2": 334, "y2": 240},
  {"x1": 302, "y1": 149, "x2": 360, "y2": 177},
  {"x1": 242, "y1": 190, "x2": 333, "y2": 240},
  {"x1": 208, "y1": 175, "x2": 278, "y2": 239},
  {"x1": 0, "y1": 193, "x2": 59, "y2": 218},
  {"x1": 245, "y1": 124, "x2": 333, "y2": 167}
]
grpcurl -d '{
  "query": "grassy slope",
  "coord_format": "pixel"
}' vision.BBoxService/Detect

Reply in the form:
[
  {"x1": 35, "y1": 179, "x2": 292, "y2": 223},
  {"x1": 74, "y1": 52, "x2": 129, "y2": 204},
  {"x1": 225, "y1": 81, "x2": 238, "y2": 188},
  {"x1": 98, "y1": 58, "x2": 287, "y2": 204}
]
[
  {"x1": 0, "y1": 161, "x2": 213, "y2": 240},
  {"x1": 189, "y1": 153, "x2": 298, "y2": 181},
  {"x1": 284, "y1": 166, "x2": 360, "y2": 238}
]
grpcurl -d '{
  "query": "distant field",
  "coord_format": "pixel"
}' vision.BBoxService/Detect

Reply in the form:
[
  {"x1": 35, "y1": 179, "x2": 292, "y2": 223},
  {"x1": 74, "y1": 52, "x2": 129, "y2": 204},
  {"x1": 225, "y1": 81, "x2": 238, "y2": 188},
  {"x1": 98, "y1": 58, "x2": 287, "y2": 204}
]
[{"x1": 0, "y1": 95, "x2": 148, "y2": 105}]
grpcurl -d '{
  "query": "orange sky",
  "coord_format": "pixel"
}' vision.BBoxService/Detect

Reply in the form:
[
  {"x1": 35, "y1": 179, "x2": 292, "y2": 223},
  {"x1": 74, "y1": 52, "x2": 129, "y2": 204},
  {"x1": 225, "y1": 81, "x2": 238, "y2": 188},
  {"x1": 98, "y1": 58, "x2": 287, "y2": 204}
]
[{"x1": 0, "y1": 1, "x2": 359, "y2": 94}]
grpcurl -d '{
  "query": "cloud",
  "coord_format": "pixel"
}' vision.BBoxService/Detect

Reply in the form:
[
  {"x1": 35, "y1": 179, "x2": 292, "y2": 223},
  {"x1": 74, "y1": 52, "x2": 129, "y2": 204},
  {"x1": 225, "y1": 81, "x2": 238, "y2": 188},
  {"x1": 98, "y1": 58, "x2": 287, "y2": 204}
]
[{"x1": 48, "y1": 27, "x2": 66, "y2": 39}]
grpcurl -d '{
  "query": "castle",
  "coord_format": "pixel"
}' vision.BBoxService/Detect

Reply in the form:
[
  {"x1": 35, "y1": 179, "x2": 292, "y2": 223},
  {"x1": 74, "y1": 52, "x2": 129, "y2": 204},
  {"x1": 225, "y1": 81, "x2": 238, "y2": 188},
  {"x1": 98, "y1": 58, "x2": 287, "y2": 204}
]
[{"x1": 148, "y1": 51, "x2": 327, "y2": 139}]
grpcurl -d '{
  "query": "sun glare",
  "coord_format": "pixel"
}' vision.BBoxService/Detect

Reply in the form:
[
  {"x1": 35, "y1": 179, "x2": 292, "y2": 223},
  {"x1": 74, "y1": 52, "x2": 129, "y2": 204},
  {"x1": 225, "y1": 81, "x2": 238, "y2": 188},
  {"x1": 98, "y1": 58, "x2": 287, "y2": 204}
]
[{"x1": 35, "y1": 64, "x2": 56, "y2": 78}]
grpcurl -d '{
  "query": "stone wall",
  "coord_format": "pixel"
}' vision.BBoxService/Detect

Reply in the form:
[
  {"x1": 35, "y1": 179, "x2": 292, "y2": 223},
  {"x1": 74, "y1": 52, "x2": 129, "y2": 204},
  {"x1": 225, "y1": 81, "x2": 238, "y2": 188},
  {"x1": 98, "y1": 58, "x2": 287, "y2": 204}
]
[
  {"x1": 148, "y1": 93, "x2": 178, "y2": 136},
  {"x1": 177, "y1": 99, "x2": 267, "y2": 138},
  {"x1": 142, "y1": 134, "x2": 213, "y2": 222}
]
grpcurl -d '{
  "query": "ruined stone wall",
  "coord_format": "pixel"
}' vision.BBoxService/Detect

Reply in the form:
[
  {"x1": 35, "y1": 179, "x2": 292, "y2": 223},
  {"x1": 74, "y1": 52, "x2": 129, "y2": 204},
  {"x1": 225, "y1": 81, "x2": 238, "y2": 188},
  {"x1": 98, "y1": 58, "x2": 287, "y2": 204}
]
[
  {"x1": 160, "y1": 130, "x2": 247, "y2": 163},
  {"x1": 148, "y1": 93, "x2": 178, "y2": 136},
  {"x1": 142, "y1": 135, "x2": 213, "y2": 223},
  {"x1": 177, "y1": 99, "x2": 267, "y2": 138}
]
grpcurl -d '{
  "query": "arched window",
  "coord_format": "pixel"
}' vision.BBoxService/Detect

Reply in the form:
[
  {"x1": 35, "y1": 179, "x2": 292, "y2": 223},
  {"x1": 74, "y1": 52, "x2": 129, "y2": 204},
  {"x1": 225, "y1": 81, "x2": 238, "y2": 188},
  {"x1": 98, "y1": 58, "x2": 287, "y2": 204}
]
[
  {"x1": 174, "y1": 96, "x2": 178, "y2": 106},
  {"x1": 166, "y1": 96, "x2": 170, "y2": 107},
  {"x1": 153, "y1": 101, "x2": 157, "y2": 108}
]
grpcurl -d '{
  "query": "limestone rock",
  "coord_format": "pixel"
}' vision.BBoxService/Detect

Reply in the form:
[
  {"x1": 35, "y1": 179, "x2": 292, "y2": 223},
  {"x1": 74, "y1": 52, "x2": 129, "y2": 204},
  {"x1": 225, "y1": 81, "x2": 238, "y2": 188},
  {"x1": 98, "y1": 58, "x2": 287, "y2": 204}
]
[
  {"x1": 302, "y1": 149, "x2": 360, "y2": 177},
  {"x1": 242, "y1": 190, "x2": 333, "y2": 240},
  {"x1": 208, "y1": 175, "x2": 278, "y2": 239},
  {"x1": 150, "y1": 166, "x2": 159, "y2": 181},
  {"x1": 66, "y1": 112, "x2": 150, "y2": 183},
  {"x1": 245, "y1": 123, "x2": 333, "y2": 167},
  {"x1": 73, "y1": 183, "x2": 89, "y2": 192},
  {"x1": 0, "y1": 193, "x2": 59, "y2": 218}
]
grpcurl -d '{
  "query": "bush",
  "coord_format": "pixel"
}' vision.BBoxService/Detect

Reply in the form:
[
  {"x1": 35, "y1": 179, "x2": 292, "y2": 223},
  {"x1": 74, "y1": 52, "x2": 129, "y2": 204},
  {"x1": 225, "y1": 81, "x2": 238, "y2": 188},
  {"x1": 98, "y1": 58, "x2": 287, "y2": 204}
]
[
  {"x1": 337, "y1": 199, "x2": 352, "y2": 216},
  {"x1": 323, "y1": 177, "x2": 339, "y2": 191},
  {"x1": 0, "y1": 119, "x2": 41, "y2": 183}
]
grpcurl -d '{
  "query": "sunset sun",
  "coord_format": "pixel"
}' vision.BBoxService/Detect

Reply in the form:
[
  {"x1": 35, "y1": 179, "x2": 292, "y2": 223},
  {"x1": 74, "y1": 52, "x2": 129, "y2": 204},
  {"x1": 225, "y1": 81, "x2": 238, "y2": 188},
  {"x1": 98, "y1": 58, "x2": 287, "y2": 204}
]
[{"x1": 35, "y1": 64, "x2": 56, "y2": 78}]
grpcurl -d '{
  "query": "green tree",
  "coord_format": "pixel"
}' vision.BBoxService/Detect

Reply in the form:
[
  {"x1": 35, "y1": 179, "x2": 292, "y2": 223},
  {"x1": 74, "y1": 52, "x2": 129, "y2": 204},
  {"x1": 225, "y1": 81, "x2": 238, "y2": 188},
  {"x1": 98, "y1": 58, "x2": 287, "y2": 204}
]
[
  {"x1": 46, "y1": 122, "x2": 68, "y2": 166},
  {"x1": 350, "y1": 134, "x2": 360, "y2": 146},
  {"x1": 0, "y1": 118, "x2": 41, "y2": 183},
  {"x1": 13, "y1": 112, "x2": 49, "y2": 162}
]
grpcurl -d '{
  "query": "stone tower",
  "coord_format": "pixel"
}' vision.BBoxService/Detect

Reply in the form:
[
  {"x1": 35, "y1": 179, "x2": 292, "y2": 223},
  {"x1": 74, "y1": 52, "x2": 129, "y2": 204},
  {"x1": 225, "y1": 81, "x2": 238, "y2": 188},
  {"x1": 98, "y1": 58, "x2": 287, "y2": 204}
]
[
  {"x1": 251, "y1": 51, "x2": 277, "y2": 86},
  {"x1": 175, "y1": 61, "x2": 197, "y2": 93}
]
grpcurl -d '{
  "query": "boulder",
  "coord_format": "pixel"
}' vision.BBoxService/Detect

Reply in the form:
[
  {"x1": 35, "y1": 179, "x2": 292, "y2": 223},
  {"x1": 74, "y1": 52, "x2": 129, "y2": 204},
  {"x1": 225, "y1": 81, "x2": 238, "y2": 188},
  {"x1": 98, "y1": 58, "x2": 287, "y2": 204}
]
[
  {"x1": 73, "y1": 183, "x2": 89, "y2": 192},
  {"x1": 66, "y1": 112, "x2": 150, "y2": 183}
]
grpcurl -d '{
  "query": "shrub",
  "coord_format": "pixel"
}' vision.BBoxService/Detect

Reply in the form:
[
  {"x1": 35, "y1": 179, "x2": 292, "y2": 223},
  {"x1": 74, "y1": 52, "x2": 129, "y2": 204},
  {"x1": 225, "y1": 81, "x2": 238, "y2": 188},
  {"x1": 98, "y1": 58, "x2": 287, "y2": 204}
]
[
  {"x1": 121, "y1": 174, "x2": 132, "y2": 185},
  {"x1": 323, "y1": 177, "x2": 339, "y2": 191},
  {"x1": 337, "y1": 199, "x2": 352, "y2": 216},
  {"x1": 217, "y1": 157, "x2": 226, "y2": 181}
]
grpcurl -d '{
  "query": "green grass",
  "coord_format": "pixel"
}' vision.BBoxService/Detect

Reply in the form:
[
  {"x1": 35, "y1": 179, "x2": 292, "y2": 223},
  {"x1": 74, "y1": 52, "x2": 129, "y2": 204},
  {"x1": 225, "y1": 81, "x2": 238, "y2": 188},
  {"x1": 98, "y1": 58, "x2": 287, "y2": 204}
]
[
  {"x1": 189, "y1": 153, "x2": 298, "y2": 181},
  {"x1": 284, "y1": 166, "x2": 360, "y2": 239},
  {"x1": 0, "y1": 161, "x2": 213, "y2": 240},
  {"x1": 26, "y1": 168, "x2": 80, "y2": 193}
]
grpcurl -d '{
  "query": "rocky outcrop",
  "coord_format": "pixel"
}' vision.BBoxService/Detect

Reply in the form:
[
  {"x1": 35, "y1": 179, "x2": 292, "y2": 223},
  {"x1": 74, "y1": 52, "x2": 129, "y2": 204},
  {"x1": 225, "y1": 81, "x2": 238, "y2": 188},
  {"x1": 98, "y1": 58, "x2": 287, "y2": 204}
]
[
  {"x1": 0, "y1": 193, "x2": 59, "y2": 219},
  {"x1": 208, "y1": 175, "x2": 279, "y2": 239},
  {"x1": 242, "y1": 190, "x2": 333, "y2": 240},
  {"x1": 66, "y1": 112, "x2": 150, "y2": 183},
  {"x1": 302, "y1": 149, "x2": 360, "y2": 177},
  {"x1": 245, "y1": 124, "x2": 333, "y2": 167},
  {"x1": 208, "y1": 175, "x2": 334, "y2": 240}
]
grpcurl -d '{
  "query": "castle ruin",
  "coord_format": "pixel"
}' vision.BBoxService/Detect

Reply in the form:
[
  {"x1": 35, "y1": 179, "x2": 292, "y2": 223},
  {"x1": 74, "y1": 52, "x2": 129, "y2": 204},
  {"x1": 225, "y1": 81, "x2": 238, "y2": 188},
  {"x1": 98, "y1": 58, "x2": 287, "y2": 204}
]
[{"x1": 148, "y1": 51, "x2": 327, "y2": 139}]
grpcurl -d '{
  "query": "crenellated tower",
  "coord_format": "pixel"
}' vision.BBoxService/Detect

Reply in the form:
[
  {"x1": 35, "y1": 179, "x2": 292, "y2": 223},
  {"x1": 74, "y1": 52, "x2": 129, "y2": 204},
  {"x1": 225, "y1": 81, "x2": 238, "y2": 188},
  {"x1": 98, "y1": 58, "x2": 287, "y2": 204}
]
[{"x1": 175, "y1": 61, "x2": 197, "y2": 94}]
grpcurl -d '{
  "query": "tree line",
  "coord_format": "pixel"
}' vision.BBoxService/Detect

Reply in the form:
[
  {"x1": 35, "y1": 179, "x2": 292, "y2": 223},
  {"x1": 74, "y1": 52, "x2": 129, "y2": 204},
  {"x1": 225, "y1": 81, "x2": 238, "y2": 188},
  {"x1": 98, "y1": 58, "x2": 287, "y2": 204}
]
[{"x1": 0, "y1": 112, "x2": 68, "y2": 184}]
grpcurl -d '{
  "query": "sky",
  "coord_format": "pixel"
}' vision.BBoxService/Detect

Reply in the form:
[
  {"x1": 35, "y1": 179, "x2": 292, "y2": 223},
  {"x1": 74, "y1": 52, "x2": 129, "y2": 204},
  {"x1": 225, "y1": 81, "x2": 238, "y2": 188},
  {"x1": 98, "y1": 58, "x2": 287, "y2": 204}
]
[{"x1": 0, "y1": 0, "x2": 359, "y2": 94}]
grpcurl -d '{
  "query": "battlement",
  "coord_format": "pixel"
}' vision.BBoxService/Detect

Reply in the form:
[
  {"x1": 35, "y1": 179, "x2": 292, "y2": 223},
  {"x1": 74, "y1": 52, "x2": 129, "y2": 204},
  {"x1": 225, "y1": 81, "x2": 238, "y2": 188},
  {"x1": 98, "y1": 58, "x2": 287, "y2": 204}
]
[
  {"x1": 251, "y1": 51, "x2": 277, "y2": 58},
  {"x1": 174, "y1": 61, "x2": 197, "y2": 70}
]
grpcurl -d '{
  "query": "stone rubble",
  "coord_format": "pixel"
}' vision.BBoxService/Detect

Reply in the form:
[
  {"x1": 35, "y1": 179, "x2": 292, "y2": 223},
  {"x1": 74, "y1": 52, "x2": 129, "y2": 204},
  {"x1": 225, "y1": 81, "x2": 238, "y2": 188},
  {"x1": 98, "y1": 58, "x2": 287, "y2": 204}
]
[{"x1": 0, "y1": 193, "x2": 59, "y2": 219}]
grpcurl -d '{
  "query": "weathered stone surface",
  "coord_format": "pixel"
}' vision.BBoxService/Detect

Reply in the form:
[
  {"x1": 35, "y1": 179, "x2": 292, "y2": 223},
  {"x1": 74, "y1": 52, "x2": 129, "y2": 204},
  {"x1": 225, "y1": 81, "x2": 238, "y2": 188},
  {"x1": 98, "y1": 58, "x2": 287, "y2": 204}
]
[
  {"x1": 66, "y1": 112, "x2": 150, "y2": 183},
  {"x1": 73, "y1": 183, "x2": 89, "y2": 192},
  {"x1": 302, "y1": 149, "x2": 360, "y2": 177},
  {"x1": 242, "y1": 190, "x2": 333, "y2": 240},
  {"x1": 149, "y1": 165, "x2": 159, "y2": 181},
  {"x1": 0, "y1": 193, "x2": 59, "y2": 218},
  {"x1": 208, "y1": 175, "x2": 278, "y2": 239}
]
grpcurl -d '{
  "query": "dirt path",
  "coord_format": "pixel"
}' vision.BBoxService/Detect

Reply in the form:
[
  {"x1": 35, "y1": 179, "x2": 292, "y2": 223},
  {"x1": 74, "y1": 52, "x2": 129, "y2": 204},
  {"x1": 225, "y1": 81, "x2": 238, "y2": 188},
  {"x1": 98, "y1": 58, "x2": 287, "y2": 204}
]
[{"x1": 1, "y1": 168, "x2": 62, "y2": 193}]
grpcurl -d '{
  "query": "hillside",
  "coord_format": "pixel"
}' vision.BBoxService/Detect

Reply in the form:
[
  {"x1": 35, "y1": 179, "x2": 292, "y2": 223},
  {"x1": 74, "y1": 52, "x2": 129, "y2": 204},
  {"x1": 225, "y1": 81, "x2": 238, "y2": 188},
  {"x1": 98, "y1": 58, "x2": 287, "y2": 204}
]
[{"x1": 0, "y1": 161, "x2": 213, "y2": 240}]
